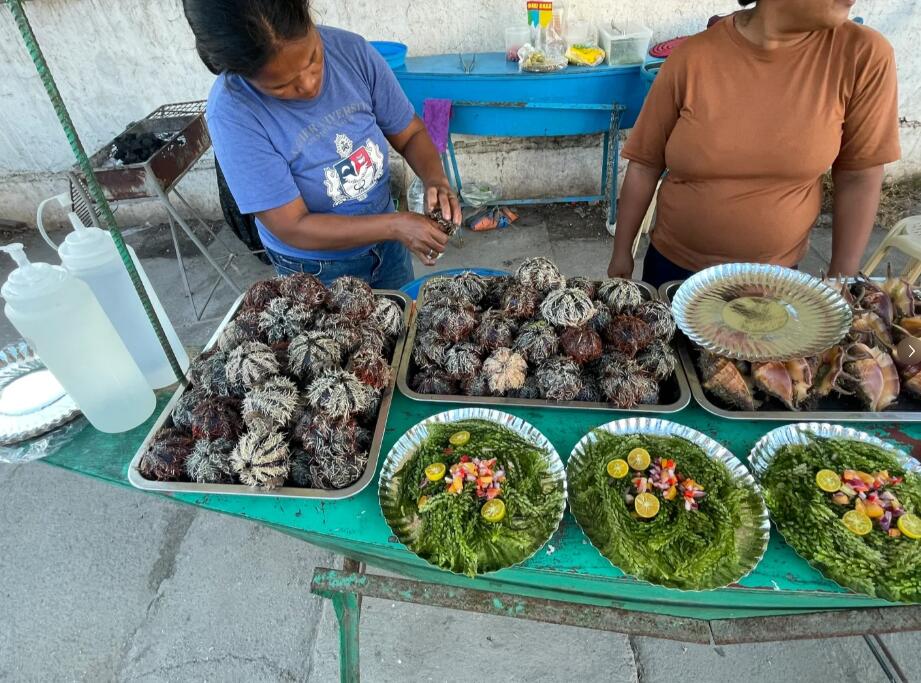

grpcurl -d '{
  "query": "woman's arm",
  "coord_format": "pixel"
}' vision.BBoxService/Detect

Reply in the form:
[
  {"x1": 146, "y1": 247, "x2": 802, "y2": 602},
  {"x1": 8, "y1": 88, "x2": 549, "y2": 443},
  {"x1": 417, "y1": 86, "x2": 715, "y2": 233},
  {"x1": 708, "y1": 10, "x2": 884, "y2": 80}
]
[
  {"x1": 388, "y1": 116, "x2": 461, "y2": 224},
  {"x1": 827, "y1": 165, "x2": 884, "y2": 277},
  {"x1": 607, "y1": 161, "x2": 664, "y2": 278}
]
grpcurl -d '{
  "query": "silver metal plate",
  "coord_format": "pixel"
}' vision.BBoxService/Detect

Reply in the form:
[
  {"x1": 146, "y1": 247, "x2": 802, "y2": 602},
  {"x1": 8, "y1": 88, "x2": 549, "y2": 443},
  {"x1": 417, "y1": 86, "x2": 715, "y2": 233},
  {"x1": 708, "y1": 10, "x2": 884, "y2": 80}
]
[
  {"x1": 567, "y1": 417, "x2": 770, "y2": 591},
  {"x1": 397, "y1": 279, "x2": 691, "y2": 413},
  {"x1": 378, "y1": 407, "x2": 567, "y2": 575},
  {"x1": 127, "y1": 290, "x2": 412, "y2": 500}
]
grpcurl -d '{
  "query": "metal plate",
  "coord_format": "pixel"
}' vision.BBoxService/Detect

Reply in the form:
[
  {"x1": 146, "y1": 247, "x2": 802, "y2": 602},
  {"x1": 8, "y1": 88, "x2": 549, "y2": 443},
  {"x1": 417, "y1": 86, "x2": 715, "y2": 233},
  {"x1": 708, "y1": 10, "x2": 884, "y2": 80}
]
[
  {"x1": 661, "y1": 282, "x2": 921, "y2": 422},
  {"x1": 397, "y1": 279, "x2": 691, "y2": 413},
  {"x1": 671, "y1": 264, "x2": 852, "y2": 362},
  {"x1": 128, "y1": 290, "x2": 411, "y2": 500},
  {"x1": 378, "y1": 407, "x2": 567, "y2": 575},
  {"x1": 567, "y1": 417, "x2": 770, "y2": 591},
  {"x1": 0, "y1": 341, "x2": 81, "y2": 446}
]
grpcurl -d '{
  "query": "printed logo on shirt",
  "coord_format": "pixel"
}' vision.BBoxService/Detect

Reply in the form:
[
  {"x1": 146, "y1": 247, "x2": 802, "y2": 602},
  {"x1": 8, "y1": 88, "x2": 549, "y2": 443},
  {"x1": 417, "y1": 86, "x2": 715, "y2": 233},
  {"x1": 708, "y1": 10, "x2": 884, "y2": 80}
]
[{"x1": 323, "y1": 133, "x2": 385, "y2": 206}]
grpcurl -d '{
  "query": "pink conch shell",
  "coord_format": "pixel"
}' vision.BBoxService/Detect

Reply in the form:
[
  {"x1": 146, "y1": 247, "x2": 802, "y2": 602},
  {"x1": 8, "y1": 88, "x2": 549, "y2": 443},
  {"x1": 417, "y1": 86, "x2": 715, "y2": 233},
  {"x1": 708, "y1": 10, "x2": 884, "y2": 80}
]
[
  {"x1": 752, "y1": 361, "x2": 796, "y2": 410},
  {"x1": 699, "y1": 352, "x2": 760, "y2": 411},
  {"x1": 842, "y1": 343, "x2": 901, "y2": 412},
  {"x1": 814, "y1": 346, "x2": 847, "y2": 398}
]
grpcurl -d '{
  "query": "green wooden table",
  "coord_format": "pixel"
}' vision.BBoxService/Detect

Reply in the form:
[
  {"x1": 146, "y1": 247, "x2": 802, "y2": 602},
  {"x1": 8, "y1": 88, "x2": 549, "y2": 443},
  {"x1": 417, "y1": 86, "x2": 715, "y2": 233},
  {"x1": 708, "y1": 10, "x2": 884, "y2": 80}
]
[{"x1": 41, "y1": 390, "x2": 921, "y2": 681}]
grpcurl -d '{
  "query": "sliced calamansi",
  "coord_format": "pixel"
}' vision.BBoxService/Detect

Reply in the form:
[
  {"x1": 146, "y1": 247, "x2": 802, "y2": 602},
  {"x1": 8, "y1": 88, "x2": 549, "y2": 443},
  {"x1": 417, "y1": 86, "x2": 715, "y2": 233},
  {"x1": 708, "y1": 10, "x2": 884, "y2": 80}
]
[
  {"x1": 480, "y1": 498, "x2": 506, "y2": 523},
  {"x1": 842, "y1": 509, "x2": 872, "y2": 536},
  {"x1": 606, "y1": 458, "x2": 629, "y2": 479},
  {"x1": 634, "y1": 492, "x2": 660, "y2": 519},
  {"x1": 627, "y1": 448, "x2": 651, "y2": 471},
  {"x1": 897, "y1": 513, "x2": 921, "y2": 539},
  {"x1": 424, "y1": 462, "x2": 446, "y2": 481},
  {"x1": 449, "y1": 430, "x2": 471, "y2": 447},
  {"x1": 815, "y1": 469, "x2": 842, "y2": 493}
]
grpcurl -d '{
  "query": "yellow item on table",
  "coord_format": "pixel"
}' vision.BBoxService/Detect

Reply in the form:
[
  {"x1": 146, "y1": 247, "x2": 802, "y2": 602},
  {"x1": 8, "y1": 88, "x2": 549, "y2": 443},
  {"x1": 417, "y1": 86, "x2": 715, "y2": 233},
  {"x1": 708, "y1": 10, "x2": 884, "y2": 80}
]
[{"x1": 566, "y1": 44, "x2": 605, "y2": 67}]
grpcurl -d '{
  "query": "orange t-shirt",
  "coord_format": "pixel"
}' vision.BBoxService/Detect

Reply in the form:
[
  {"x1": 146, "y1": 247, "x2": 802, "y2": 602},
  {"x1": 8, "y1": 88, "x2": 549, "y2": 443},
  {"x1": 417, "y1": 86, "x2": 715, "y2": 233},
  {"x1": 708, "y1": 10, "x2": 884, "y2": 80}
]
[{"x1": 622, "y1": 15, "x2": 901, "y2": 272}]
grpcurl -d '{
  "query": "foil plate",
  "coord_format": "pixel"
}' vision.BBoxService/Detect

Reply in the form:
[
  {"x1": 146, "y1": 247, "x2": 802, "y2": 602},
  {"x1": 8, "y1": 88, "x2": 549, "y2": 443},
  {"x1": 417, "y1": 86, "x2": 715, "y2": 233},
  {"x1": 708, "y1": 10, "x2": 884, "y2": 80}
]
[
  {"x1": 378, "y1": 407, "x2": 567, "y2": 576},
  {"x1": 661, "y1": 282, "x2": 921, "y2": 422},
  {"x1": 0, "y1": 341, "x2": 81, "y2": 446},
  {"x1": 671, "y1": 263, "x2": 852, "y2": 362},
  {"x1": 128, "y1": 290, "x2": 411, "y2": 500},
  {"x1": 567, "y1": 417, "x2": 770, "y2": 591},
  {"x1": 398, "y1": 279, "x2": 691, "y2": 413}
]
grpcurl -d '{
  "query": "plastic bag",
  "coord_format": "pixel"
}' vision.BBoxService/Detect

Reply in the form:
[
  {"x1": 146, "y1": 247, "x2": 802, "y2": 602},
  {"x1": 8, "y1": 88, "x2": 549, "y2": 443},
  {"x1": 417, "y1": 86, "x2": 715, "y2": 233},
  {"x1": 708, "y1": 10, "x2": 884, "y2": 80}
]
[
  {"x1": 518, "y1": 41, "x2": 568, "y2": 73},
  {"x1": 566, "y1": 44, "x2": 606, "y2": 67},
  {"x1": 0, "y1": 415, "x2": 87, "y2": 464}
]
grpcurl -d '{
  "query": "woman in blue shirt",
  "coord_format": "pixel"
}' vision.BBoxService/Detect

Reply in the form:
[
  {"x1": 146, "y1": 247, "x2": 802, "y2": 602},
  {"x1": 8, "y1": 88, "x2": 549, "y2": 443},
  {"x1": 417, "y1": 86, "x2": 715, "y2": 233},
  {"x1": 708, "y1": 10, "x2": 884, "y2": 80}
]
[{"x1": 183, "y1": 0, "x2": 459, "y2": 288}]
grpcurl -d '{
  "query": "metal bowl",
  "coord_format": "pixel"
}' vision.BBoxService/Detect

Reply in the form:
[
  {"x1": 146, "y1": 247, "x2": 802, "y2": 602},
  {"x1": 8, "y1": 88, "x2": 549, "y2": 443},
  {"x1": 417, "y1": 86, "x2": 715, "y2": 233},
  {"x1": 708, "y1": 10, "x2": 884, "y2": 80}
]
[
  {"x1": 378, "y1": 408, "x2": 567, "y2": 576},
  {"x1": 567, "y1": 417, "x2": 770, "y2": 591},
  {"x1": 671, "y1": 264, "x2": 852, "y2": 361}
]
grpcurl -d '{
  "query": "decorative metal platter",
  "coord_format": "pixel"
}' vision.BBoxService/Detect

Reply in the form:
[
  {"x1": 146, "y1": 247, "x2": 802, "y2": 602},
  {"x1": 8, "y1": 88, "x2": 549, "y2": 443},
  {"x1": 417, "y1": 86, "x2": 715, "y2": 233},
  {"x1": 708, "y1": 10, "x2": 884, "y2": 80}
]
[
  {"x1": 128, "y1": 290, "x2": 411, "y2": 500},
  {"x1": 661, "y1": 282, "x2": 921, "y2": 422},
  {"x1": 567, "y1": 417, "x2": 770, "y2": 591},
  {"x1": 671, "y1": 264, "x2": 852, "y2": 362},
  {"x1": 398, "y1": 280, "x2": 691, "y2": 413},
  {"x1": 0, "y1": 341, "x2": 81, "y2": 446},
  {"x1": 378, "y1": 407, "x2": 567, "y2": 576}
]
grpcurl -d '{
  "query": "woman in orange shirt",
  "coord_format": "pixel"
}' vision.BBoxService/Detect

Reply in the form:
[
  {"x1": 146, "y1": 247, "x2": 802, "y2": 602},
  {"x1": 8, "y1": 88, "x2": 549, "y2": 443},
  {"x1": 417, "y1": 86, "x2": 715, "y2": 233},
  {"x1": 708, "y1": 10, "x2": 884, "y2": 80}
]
[{"x1": 608, "y1": 0, "x2": 901, "y2": 288}]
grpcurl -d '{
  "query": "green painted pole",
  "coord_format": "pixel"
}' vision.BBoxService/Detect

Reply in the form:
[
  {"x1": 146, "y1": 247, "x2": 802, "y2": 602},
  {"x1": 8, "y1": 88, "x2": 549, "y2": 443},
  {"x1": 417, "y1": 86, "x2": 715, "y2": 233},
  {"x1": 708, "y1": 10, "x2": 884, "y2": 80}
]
[{"x1": 5, "y1": 0, "x2": 186, "y2": 383}]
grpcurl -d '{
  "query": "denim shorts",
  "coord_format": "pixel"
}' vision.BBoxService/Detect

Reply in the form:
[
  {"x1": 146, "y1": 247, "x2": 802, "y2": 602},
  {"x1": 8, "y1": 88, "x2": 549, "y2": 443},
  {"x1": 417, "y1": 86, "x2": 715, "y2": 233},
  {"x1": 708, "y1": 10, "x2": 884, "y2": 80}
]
[{"x1": 265, "y1": 240, "x2": 415, "y2": 290}]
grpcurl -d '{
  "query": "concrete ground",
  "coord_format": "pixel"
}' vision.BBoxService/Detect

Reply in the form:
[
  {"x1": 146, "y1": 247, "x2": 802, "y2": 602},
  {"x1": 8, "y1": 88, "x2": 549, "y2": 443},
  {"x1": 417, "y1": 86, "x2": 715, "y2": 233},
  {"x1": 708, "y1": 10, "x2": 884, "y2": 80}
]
[{"x1": 0, "y1": 207, "x2": 919, "y2": 682}]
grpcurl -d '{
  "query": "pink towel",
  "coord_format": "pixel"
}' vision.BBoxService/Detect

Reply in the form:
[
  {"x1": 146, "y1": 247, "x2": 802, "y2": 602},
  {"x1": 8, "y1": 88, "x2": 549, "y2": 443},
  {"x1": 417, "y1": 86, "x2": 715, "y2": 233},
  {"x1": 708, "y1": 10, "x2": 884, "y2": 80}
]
[{"x1": 423, "y1": 99, "x2": 452, "y2": 154}]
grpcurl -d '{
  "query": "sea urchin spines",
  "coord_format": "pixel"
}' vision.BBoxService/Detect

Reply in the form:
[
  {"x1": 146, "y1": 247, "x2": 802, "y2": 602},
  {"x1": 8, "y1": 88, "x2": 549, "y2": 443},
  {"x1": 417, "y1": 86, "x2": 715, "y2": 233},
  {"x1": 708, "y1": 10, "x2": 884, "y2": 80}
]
[
  {"x1": 540, "y1": 287, "x2": 597, "y2": 328},
  {"x1": 190, "y1": 396, "x2": 241, "y2": 441},
  {"x1": 230, "y1": 426, "x2": 290, "y2": 489},
  {"x1": 276, "y1": 272, "x2": 328, "y2": 309},
  {"x1": 603, "y1": 315, "x2": 655, "y2": 358},
  {"x1": 241, "y1": 280, "x2": 281, "y2": 312},
  {"x1": 508, "y1": 376, "x2": 542, "y2": 400},
  {"x1": 225, "y1": 341, "x2": 280, "y2": 391},
  {"x1": 314, "y1": 312, "x2": 364, "y2": 352},
  {"x1": 635, "y1": 300, "x2": 677, "y2": 342},
  {"x1": 302, "y1": 447, "x2": 368, "y2": 490},
  {"x1": 515, "y1": 256, "x2": 566, "y2": 293},
  {"x1": 535, "y1": 355, "x2": 583, "y2": 401},
  {"x1": 139, "y1": 428, "x2": 194, "y2": 481},
  {"x1": 171, "y1": 387, "x2": 207, "y2": 432},
  {"x1": 410, "y1": 368, "x2": 457, "y2": 395},
  {"x1": 189, "y1": 350, "x2": 233, "y2": 397},
  {"x1": 566, "y1": 276, "x2": 597, "y2": 300},
  {"x1": 474, "y1": 310, "x2": 516, "y2": 352},
  {"x1": 575, "y1": 377, "x2": 603, "y2": 403},
  {"x1": 287, "y1": 331, "x2": 343, "y2": 380},
  {"x1": 598, "y1": 358, "x2": 646, "y2": 408},
  {"x1": 482, "y1": 348, "x2": 528, "y2": 394},
  {"x1": 243, "y1": 375, "x2": 302, "y2": 429},
  {"x1": 185, "y1": 437, "x2": 235, "y2": 484},
  {"x1": 597, "y1": 278, "x2": 644, "y2": 313},
  {"x1": 258, "y1": 296, "x2": 313, "y2": 343},
  {"x1": 501, "y1": 284, "x2": 540, "y2": 320},
  {"x1": 443, "y1": 342, "x2": 483, "y2": 381},
  {"x1": 347, "y1": 348, "x2": 392, "y2": 390},
  {"x1": 370, "y1": 296, "x2": 405, "y2": 338},
  {"x1": 635, "y1": 339, "x2": 678, "y2": 382},
  {"x1": 306, "y1": 369, "x2": 376, "y2": 421},
  {"x1": 451, "y1": 271, "x2": 490, "y2": 304},
  {"x1": 482, "y1": 276, "x2": 513, "y2": 309},
  {"x1": 294, "y1": 412, "x2": 362, "y2": 459},
  {"x1": 432, "y1": 302, "x2": 478, "y2": 343},
  {"x1": 413, "y1": 330, "x2": 450, "y2": 369},
  {"x1": 328, "y1": 276, "x2": 376, "y2": 319},
  {"x1": 462, "y1": 372, "x2": 494, "y2": 397},
  {"x1": 512, "y1": 320, "x2": 559, "y2": 363},
  {"x1": 218, "y1": 310, "x2": 264, "y2": 352},
  {"x1": 560, "y1": 326, "x2": 604, "y2": 364}
]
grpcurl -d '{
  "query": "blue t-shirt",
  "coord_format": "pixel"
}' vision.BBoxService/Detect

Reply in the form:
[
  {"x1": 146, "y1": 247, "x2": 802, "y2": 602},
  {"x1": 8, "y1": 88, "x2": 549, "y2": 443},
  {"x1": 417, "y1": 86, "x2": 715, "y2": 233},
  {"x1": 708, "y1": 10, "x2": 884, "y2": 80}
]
[{"x1": 206, "y1": 26, "x2": 415, "y2": 260}]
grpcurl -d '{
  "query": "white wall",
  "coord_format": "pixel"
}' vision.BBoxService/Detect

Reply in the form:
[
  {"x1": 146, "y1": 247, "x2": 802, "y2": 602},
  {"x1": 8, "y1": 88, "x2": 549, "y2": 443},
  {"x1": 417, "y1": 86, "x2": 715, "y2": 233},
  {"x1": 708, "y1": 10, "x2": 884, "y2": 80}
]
[{"x1": 1, "y1": 0, "x2": 918, "y2": 226}]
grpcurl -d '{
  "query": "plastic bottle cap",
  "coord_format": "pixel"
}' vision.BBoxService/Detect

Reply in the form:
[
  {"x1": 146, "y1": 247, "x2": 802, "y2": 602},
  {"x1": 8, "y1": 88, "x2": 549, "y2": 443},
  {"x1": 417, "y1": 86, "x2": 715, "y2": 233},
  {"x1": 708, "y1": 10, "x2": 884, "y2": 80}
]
[
  {"x1": 58, "y1": 213, "x2": 117, "y2": 272},
  {"x1": 0, "y1": 242, "x2": 70, "y2": 301}
]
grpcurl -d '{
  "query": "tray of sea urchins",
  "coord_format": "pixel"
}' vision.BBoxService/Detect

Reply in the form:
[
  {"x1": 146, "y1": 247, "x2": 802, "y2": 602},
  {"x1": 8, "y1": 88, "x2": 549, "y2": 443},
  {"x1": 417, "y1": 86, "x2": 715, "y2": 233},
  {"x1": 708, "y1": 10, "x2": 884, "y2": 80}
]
[
  {"x1": 397, "y1": 257, "x2": 690, "y2": 412},
  {"x1": 129, "y1": 274, "x2": 410, "y2": 498}
]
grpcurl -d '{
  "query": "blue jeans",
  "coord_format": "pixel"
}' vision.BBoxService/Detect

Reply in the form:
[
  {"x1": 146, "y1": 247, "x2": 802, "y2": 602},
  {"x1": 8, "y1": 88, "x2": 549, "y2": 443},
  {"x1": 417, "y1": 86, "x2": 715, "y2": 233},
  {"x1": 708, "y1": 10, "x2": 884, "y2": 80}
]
[{"x1": 265, "y1": 240, "x2": 415, "y2": 290}]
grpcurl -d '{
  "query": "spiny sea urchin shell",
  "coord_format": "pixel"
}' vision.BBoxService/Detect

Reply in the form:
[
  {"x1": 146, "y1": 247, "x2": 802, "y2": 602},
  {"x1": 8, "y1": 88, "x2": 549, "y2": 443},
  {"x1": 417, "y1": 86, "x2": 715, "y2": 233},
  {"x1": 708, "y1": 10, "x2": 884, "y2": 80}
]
[
  {"x1": 422, "y1": 276, "x2": 458, "y2": 304},
  {"x1": 635, "y1": 300, "x2": 677, "y2": 342},
  {"x1": 276, "y1": 272, "x2": 328, "y2": 309},
  {"x1": 230, "y1": 426, "x2": 290, "y2": 489},
  {"x1": 508, "y1": 376, "x2": 542, "y2": 400},
  {"x1": 185, "y1": 437, "x2": 235, "y2": 484},
  {"x1": 294, "y1": 412, "x2": 363, "y2": 459},
  {"x1": 288, "y1": 448, "x2": 313, "y2": 487},
  {"x1": 462, "y1": 373, "x2": 494, "y2": 397},
  {"x1": 635, "y1": 339, "x2": 678, "y2": 382},
  {"x1": 502, "y1": 284, "x2": 540, "y2": 320},
  {"x1": 516, "y1": 256, "x2": 566, "y2": 293},
  {"x1": 597, "y1": 278, "x2": 644, "y2": 313},
  {"x1": 139, "y1": 428, "x2": 194, "y2": 481},
  {"x1": 370, "y1": 296, "x2": 405, "y2": 338},
  {"x1": 604, "y1": 315, "x2": 655, "y2": 357},
  {"x1": 634, "y1": 372, "x2": 660, "y2": 405},
  {"x1": 355, "y1": 321, "x2": 389, "y2": 357},
  {"x1": 306, "y1": 369, "x2": 376, "y2": 420},
  {"x1": 347, "y1": 349, "x2": 392, "y2": 389},
  {"x1": 560, "y1": 326, "x2": 604, "y2": 364},
  {"x1": 482, "y1": 276, "x2": 513, "y2": 309},
  {"x1": 243, "y1": 375, "x2": 302, "y2": 430},
  {"x1": 287, "y1": 331, "x2": 343, "y2": 380},
  {"x1": 576, "y1": 377, "x2": 602, "y2": 403},
  {"x1": 513, "y1": 320, "x2": 559, "y2": 363},
  {"x1": 535, "y1": 355, "x2": 583, "y2": 401},
  {"x1": 411, "y1": 368, "x2": 457, "y2": 395},
  {"x1": 540, "y1": 287, "x2": 596, "y2": 328},
  {"x1": 225, "y1": 341, "x2": 280, "y2": 391},
  {"x1": 413, "y1": 330, "x2": 450, "y2": 369},
  {"x1": 474, "y1": 310, "x2": 516, "y2": 352},
  {"x1": 189, "y1": 350, "x2": 233, "y2": 397},
  {"x1": 443, "y1": 342, "x2": 483, "y2": 381},
  {"x1": 241, "y1": 280, "x2": 281, "y2": 312},
  {"x1": 451, "y1": 271, "x2": 489, "y2": 304},
  {"x1": 218, "y1": 309, "x2": 264, "y2": 352},
  {"x1": 314, "y1": 312, "x2": 363, "y2": 352},
  {"x1": 567, "y1": 277, "x2": 597, "y2": 300},
  {"x1": 258, "y1": 296, "x2": 313, "y2": 343},
  {"x1": 432, "y1": 302, "x2": 478, "y2": 343},
  {"x1": 171, "y1": 387, "x2": 207, "y2": 431},
  {"x1": 482, "y1": 348, "x2": 528, "y2": 394},
  {"x1": 190, "y1": 396, "x2": 241, "y2": 441},
  {"x1": 328, "y1": 276, "x2": 376, "y2": 319},
  {"x1": 598, "y1": 358, "x2": 646, "y2": 408},
  {"x1": 590, "y1": 302, "x2": 613, "y2": 335},
  {"x1": 299, "y1": 447, "x2": 368, "y2": 490}
]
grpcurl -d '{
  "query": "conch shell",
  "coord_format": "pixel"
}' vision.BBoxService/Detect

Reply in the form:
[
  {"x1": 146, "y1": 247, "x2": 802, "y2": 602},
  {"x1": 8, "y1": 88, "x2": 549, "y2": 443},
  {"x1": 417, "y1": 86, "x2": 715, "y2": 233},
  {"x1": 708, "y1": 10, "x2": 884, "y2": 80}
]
[
  {"x1": 881, "y1": 264, "x2": 916, "y2": 319},
  {"x1": 752, "y1": 362, "x2": 795, "y2": 410},
  {"x1": 901, "y1": 363, "x2": 921, "y2": 399},
  {"x1": 699, "y1": 352, "x2": 760, "y2": 411},
  {"x1": 842, "y1": 343, "x2": 901, "y2": 412},
  {"x1": 813, "y1": 346, "x2": 847, "y2": 398},
  {"x1": 853, "y1": 274, "x2": 894, "y2": 328},
  {"x1": 850, "y1": 310, "x2": 894, "y2": 348}
]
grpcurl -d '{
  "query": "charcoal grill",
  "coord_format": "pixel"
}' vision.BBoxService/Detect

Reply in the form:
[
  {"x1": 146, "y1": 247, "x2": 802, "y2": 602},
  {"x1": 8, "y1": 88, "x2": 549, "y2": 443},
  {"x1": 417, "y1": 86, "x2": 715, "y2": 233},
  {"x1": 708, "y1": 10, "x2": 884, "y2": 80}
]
[{"x1": 70, "y1": 101, "x2": 246, "y2": 320}]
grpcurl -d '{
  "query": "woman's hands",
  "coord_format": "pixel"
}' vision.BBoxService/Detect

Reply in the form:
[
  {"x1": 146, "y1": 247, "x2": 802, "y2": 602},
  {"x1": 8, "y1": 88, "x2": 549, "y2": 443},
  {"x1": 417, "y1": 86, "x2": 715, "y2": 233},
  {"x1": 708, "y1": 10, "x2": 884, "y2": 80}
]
[
  {"x1": 424, "y1": 179, "x2": 462, "y2": 225},
  {"x1": 393, "y1": 213, "x2": 449, "y2": 266}
]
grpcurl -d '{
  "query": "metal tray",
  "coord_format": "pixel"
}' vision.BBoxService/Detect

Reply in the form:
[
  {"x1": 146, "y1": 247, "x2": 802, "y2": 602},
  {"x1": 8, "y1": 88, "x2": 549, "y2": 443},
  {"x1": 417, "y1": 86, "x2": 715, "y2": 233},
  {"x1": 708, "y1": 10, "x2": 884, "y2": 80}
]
[
  {"x1": 128, "y1": 290, "x2": 412, "y2": 499},
  {"x1": 397, "y1": 280, "x2": 691, "y2": 413},
  {"x1": 660, "y1": 281, "x2": 921, "y2": 423}
]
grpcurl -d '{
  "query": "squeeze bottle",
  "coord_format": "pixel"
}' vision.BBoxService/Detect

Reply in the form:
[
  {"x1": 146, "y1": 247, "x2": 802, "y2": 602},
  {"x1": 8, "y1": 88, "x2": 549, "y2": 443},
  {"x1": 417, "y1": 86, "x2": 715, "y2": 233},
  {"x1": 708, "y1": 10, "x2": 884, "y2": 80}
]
[
  {"x1": 58, "y1": 213, "x2": 189, "y2": 389},
  {"x1": 0, "y1": 243, "x2": 156, "y2": 433}
]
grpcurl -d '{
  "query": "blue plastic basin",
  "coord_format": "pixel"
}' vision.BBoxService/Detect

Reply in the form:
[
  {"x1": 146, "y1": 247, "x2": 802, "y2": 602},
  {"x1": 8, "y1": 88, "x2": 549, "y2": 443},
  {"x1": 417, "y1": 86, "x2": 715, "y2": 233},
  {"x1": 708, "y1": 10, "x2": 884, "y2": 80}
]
[{"x1": 370, "y1": 41, "x2": 408, "y2": 70}]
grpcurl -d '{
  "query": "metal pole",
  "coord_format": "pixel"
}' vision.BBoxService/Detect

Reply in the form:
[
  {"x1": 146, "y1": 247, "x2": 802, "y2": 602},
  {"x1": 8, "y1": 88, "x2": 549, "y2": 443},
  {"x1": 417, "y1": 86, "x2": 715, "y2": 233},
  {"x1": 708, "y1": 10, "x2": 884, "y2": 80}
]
[{"x1": 5, "y1": 0, "x2": 186, "y2": 383}]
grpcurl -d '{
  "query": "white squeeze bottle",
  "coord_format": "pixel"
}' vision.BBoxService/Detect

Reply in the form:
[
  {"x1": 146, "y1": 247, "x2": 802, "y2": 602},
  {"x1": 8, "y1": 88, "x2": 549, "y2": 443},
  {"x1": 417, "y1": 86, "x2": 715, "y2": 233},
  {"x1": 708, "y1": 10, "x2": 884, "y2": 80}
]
[
  {"x1": 0, "y1": 243, "x2": 156, "y2": 433},
  {"x1": 58, "y1": 213, "x2": 189, "y2": 389}
]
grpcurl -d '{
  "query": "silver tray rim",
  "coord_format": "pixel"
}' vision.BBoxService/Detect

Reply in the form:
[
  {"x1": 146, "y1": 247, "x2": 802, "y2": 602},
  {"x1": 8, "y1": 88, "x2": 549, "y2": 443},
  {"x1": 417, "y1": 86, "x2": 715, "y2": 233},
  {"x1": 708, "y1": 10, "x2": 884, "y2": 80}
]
[
  {"x1": 127, "y1": 289, "x2": 412, "y2": 500},
  {"x1": 660, "y1": 281, "x2": 921, "y2": 423},
  {"x1": 378, "y1": 406, "x2": 567, "y2": 576},
  {"x1": 397, "y1": 279, "x2": 692, "y2": 413}
]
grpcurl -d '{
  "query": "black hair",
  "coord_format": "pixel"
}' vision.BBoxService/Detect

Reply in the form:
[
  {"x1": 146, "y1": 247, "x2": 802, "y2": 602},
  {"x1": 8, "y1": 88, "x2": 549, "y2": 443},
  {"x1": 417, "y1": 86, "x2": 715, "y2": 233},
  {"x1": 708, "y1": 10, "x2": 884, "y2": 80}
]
[
  {"x1": 182, "y1": 0, "x2": 313, "y2": 77},
  {"x1": 738, "y1": 0, "x2": 756, "y2": 4}
]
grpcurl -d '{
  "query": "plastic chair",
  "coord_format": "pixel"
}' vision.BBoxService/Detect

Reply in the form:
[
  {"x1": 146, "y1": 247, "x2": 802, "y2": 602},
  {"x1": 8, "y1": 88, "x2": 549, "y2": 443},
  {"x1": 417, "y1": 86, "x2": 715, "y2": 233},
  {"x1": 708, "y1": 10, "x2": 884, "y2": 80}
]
[
  {"x1": 400, "y1": 268, "x2": 510, "y2": 300},
  {"x1": 862, "y1": 215, "x2": 921, "y2": 284}
]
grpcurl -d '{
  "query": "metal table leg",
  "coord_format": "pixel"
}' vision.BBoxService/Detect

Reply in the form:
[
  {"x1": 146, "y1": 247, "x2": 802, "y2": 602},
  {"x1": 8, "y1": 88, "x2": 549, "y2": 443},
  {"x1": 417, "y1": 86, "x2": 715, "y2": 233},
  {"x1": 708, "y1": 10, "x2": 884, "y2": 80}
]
[{"x1": 317, "y1": 558, "x2": 364, "y2": 683}]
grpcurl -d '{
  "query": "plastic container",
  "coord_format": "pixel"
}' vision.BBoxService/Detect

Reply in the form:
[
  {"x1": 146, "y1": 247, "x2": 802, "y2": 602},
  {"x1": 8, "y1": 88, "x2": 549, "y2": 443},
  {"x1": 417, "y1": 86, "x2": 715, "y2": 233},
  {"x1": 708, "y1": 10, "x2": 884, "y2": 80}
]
[
  {"x1": 505, "y1": 26, "x2": 531, "y2": 62},
  {"x1": 58, "y1": 213, "x2": 189, "y2": 389},
  {"x1": 565, "y1": 19, "x2": 594, "y2": 47},
  {"x1": 0, "y1": 243, "x2": 155, "y2": 433},
  {"x1": 598, "y1": 21, "x2": 652, "y2": 65},
  {"x1": 370, "y1": 41, "x2": 408, "y2": 69}
]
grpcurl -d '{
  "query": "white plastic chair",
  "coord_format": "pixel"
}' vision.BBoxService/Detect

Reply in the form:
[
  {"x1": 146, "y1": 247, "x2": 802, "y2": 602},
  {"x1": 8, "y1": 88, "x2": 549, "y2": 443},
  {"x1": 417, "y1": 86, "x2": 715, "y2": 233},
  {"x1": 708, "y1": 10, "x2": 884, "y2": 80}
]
[{"x1": 862, "y1": 215, "x2": 921, "y2": 284}]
